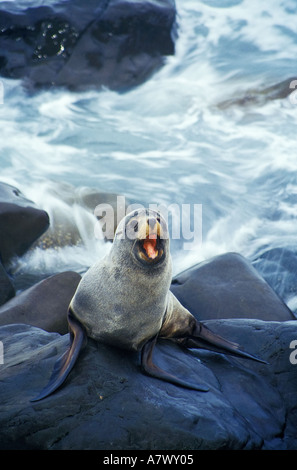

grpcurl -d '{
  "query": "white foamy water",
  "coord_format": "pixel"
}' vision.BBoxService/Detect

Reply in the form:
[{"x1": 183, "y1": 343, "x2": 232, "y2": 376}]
[{"x1": 1, "y1": 0, "x2": 297, "y2": 305}]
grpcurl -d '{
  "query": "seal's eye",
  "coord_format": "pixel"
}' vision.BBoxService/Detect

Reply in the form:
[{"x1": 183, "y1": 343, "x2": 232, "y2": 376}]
[{"x1": 125, "y1": 218, "x2": 139, "y2": 239}]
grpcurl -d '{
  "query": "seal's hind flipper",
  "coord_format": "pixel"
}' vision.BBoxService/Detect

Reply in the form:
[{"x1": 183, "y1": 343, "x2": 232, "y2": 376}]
[
  {"x1": 141, "y1": 336, "x2": 209, "y2": 392},
  {"x1": 31, "y1": 310, "x2": 87, "y2": 402},
  {"x1": 179, "y1": 321, "x2": 268, "y2": 364}
]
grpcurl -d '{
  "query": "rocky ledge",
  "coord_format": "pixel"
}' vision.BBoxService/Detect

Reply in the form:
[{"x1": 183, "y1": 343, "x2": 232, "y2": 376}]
[
  {"x1": 0, "y1": 248, "x2": 296, "y2": 449},
  {"x1": 0, "y1": 318, "x2": 296, "y2": 450},
  {"x1": 0, "y1": 0, "x2": 177, "y2": 91}
]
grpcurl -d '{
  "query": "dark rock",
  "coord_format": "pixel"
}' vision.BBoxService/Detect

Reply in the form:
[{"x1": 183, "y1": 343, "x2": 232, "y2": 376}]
[
  {"x1": 0, "y1": 262, "x2": 15, "y2": 306},
  {"x1": 0, "y1": 318, "x2": 296, "y2": 449},
  {"x1": 0, "y1": 182, "x2": 49, "y2": 266},
  {"x1": 0, "y1": 0, "x2": 177, "y2": 91},
  {"x1": 218, "y1": 77, "x2": 297, "y2": 110},
  {"x1": 171, "y1": 252, "x2": 295, "y2": 322},
  {"x1": 0, "y1": 271, "x2": 81, "y2": 334}
]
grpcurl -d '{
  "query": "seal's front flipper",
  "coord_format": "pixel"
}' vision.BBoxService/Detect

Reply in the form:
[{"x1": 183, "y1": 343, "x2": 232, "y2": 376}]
[
  {"x1": 31, "y1": 310, "x2": 87, "y2": 402},
  {"x1": 141, "y1": 336, "x2": 209, "y2": 392},
  {"x1": 179, "y1": 321, "x2": 267, "y2": 364}
]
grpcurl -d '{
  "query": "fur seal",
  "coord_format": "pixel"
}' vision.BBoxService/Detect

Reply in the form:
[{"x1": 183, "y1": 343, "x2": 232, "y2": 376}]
[{"x1": 31, "y1": 209, "x2": 266, "y2": 401}]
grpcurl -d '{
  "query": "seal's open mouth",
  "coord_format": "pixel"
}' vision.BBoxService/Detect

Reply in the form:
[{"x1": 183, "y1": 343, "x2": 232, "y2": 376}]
[
  {"x1": 137, "y1": 234, "x2": 164, "y2": 264},
  {"x1": 129, "y1": 213, "x2": 167, "y2": 266},
  {"x1": 142, "y1": 235, "x2": 158, "y2": 259}
]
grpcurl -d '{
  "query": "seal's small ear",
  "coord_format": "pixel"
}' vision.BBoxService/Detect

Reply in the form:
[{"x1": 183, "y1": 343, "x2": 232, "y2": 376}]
[
  {"x1": 141, "y1": 335, "x2": 209, "y2": 392},
  {"x1": 31, "y1": 310, "x2": 87, "y2": 402}
]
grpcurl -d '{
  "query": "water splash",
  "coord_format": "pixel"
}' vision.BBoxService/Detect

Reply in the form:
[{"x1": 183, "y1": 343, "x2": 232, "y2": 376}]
[{"x1": 1, "y1": 0, "x2": 297, "y2": 301}]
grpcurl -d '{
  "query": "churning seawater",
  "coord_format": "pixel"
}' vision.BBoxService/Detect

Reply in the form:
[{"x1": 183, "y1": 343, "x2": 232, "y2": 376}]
[{"x1": 1, "y1": 0, "x2": 297, "y2": 308}]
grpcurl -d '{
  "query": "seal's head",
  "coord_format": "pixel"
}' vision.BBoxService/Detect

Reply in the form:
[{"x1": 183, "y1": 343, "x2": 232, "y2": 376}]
[{"x1": 114, "y1": 208, "x2": 169, "y2": 268}]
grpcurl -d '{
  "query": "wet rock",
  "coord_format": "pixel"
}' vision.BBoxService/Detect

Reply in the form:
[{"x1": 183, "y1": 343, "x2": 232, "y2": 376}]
[
  {"x1": 0, "y1": 182, "x2": 49, "y2": 266},
  {"x1": 0, "y1": 0, "x2": 177, "y2": 91},
  {"x1": 0, "y1": 318, "x2": 296, "y2": 449},
  {"x1": 30, "y1": 181, "x2": 130, "y2": 249},
  {"x1": 0, "y1": 262, "x2": 15, "y2": 306},
  {"x1": 217, "y1": 77, "x2": 297, "y2": 109},
  {"x1": 171, "y1": 252, "x2": 295, "y2": 322},
  {"x1": 0, "y1": 271, "x2": 81, "y2": 334}
]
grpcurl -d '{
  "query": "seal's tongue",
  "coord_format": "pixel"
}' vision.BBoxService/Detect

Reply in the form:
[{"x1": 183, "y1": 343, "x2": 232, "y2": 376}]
[{"x1": 143, "y1": 235, "x2": 158, "y2": 259}]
